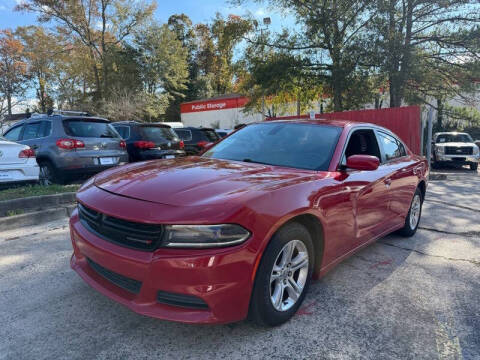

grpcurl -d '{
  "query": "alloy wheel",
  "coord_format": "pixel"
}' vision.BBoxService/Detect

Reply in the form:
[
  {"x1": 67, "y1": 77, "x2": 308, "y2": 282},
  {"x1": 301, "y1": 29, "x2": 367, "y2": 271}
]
[
  {"x1": 409, "y1": 194, "x2": 421, "y2": 230},
  {"x1": 269, "y1": 239, "x2": 309, "y2": 312}
]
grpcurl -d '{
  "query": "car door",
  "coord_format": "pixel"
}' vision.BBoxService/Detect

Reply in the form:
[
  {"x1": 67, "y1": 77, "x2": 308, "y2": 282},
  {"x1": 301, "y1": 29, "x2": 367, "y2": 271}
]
[
  {"x1": 330, "y1": 128, "x2": 392, "y2": 256},
  {"x1": 377, "y1": 131, "x2": 417, "y2": 223}
]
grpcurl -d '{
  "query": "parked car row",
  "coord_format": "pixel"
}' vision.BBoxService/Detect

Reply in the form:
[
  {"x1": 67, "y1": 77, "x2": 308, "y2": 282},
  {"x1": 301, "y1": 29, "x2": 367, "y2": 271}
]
[{"x1": 1, "y1": 111, "x2": 233, "y2": 186}]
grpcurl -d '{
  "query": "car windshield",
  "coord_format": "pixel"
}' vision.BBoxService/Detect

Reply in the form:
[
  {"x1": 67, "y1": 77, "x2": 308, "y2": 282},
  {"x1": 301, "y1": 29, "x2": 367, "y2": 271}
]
[
  {"x1": 63, "y1": 119, "x2": 119, "y2": 138},
  {"x1": 436, "y1": 133, "x2": 473, "y2": 143},
  {"x1": 203, "y1": 122, "x2": 342, "y2": 171},
  {"x1": 139, "y1": 126, "x2": 178, "y2": 142}
]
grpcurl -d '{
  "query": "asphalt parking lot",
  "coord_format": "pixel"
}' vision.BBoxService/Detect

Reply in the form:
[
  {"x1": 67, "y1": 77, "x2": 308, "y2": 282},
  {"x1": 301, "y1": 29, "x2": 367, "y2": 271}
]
[{"x1": 1, "y1": 171, "x2": 479, "y2": 360}]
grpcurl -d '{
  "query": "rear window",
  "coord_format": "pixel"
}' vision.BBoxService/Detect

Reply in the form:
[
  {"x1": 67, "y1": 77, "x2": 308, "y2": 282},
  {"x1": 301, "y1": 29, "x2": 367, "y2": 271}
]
[
  {"x1": 63, "y1": 119, "x2": 119, "y2": 138},
  {"x1": 174, "y1": 129, "x2": 192, "y2": 141},
  {"x1": 139, "y1": 126, "x2": 178, "y2": 141},
  {"x1": 202, "y1": 129, "x2": 220, "y2": 142}
]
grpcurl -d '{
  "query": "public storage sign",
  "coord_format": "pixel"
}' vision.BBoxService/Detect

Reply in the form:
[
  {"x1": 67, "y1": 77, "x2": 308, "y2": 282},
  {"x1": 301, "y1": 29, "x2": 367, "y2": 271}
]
[{"x1": 181, "y1": 97, "x2": 249, "y2": 113}]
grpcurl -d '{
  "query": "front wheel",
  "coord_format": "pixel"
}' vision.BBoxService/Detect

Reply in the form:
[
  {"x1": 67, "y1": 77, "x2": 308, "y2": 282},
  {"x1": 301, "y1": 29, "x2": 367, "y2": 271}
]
[
  {"x1": 249, "y1": 222, "x2": 314, "y2": 326},
  {"x1": 471, "y1": 163, "x2": 478, "y2": 171},
  {"x1": 398, "y1": 188, "x2": 423, "y2": 237}
]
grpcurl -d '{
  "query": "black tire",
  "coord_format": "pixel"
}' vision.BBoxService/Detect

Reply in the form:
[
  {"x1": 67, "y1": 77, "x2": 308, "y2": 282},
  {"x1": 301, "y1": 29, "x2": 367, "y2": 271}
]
[
  {"x1": 249, "y1": 222, "x2": 314, "y2": 326},
  {"x1": 39, "y1": 161, "x2": 64, "y2": 185},
  {"x1": 471, "y1": 163, "x2": 478, "y2": 171},
  {"x1": 398, "y1": 188, "x2": 423, "y2": 237}
]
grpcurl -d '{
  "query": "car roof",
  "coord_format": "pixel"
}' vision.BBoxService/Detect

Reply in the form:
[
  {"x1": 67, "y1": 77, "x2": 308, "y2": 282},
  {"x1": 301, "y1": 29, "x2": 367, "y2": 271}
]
[
  {"x1": 182, "y1": 127, "x2": 215, "y2": 131},
  {"x1": 4, "y1": 115, "x2": 110, "y2": 132},
  {"x1": 114, "y1": 121, "x2": 171, "y2": 128}
]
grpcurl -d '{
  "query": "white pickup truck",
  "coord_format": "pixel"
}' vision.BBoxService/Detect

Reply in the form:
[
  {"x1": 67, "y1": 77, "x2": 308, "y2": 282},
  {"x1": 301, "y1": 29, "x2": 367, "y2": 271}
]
[{"x1": 432, "y1": 132, "x2": 479, "y2": 171}]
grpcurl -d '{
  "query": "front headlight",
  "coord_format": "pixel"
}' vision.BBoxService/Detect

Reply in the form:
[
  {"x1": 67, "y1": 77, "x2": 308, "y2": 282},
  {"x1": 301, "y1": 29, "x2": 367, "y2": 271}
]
[
  {"x1": 436, "y1": 146, "x2": 445, "y2": 154},
  {"x1": 473, "y1": 146, "x2": 479, "y2": 155},
  {"x1": 164, "y1": 224, "x2": 250, "y2": 248}
]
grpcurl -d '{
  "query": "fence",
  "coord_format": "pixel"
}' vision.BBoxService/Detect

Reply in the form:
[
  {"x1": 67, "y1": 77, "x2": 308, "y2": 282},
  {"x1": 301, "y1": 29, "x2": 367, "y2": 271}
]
[{"x1": 267, "y1": 106, "x2": 422, "y2": 155}]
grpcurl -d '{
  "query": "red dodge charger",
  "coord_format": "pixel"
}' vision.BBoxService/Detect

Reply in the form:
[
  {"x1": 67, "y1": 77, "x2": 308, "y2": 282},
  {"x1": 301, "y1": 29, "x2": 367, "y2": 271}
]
[{"x1": 70, "y1": 120, "x2": 428, "y2": 326}]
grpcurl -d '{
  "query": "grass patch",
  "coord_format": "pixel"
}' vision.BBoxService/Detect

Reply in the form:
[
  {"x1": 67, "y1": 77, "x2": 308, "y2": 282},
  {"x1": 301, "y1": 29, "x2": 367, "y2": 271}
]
[
  {"x1": 0, "y1": 184, "x2": 80, "y2": 202},
  {"x1": 6, "y1": 209, "x2": 24, "y2": 217}
]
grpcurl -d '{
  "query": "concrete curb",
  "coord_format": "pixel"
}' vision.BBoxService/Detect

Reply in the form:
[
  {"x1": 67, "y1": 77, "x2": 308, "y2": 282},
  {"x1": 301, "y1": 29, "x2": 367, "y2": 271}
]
[
  {"x1": 0, "y1": 205, "x2": 75, "y2": 232},
  {"x1": 0, "y1": 192, "x2": 76, "y2": 217}
]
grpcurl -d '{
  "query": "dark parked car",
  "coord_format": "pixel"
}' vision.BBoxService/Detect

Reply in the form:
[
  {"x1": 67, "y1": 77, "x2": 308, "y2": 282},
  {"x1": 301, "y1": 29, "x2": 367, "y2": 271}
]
[
  {"x1": 112, "y1": 122, "x2": 185, "y2": 162},
  {"x1": 174, "y1": 127, "x2": 220, "y2": 155},
  {"x1": 70, "y1": 120, "x2": 428, "y2": 326},
  {"x1": 2, "y1": 111, "x2": 128, "y2": 184}
]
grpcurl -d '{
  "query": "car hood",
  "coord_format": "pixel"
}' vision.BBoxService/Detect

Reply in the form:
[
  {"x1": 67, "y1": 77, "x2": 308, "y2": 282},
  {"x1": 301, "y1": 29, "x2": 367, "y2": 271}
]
[
  {"x1": 94, "y1": 157, "x2": 323, "y2": 206},
  {"x1": 435, "y1": 142, "x2": 477, "y2": 147}
]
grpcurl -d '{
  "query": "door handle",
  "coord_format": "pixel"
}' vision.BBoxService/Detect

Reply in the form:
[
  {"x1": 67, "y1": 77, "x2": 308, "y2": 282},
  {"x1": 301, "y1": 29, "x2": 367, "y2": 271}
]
[{"x1": 384, "y1": 178, "x2": 392, "y2": 187}]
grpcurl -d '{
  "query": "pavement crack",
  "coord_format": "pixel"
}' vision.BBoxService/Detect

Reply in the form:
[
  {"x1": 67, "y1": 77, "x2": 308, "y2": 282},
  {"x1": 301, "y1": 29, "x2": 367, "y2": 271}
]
[
  {"x1": 419, "y1": 226, "x2": 480, "y2": 238},
  {"x1": 425, "y1": 199, "x2": 480, "y2": 213},
  {"x1": 379, "y1": 241, "x2": 480, "y2": 267}
]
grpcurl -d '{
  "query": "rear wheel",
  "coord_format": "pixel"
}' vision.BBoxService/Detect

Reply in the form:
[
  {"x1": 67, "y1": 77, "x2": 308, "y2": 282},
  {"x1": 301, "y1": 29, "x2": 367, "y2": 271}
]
[
  {"x1": 398, "y1": 188, "x2": 423, "y2": 237},
  {"x1": 39, "y1": 161, "x2": 64, "y2": 185},
  {"x1": 471, "y1": 163, "x2": 478, "y2": 171},
  {"x1": 249, "y1": 222, "x2": 314, "y2": 326}
]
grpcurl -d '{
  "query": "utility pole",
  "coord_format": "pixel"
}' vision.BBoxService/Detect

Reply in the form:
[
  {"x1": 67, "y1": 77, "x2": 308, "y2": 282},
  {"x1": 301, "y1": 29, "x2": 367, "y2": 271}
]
[{"x1": 258, "y1": 17, "x2": 271, "y2": 121}]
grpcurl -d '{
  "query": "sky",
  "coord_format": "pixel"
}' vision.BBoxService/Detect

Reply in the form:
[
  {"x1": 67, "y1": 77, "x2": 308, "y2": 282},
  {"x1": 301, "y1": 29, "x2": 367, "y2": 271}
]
[
  {"x1": 0, "y1": 0, "x2": 294, "y2": 32},
  {"x1": 0, "y1": 0, "x2": 295, "y2": 112}
]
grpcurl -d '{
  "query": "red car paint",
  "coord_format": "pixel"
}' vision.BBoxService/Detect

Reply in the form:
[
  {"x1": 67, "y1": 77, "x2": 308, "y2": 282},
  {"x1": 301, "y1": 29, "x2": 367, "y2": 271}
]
[{"x1": 70, "y1": 120, "x2": 428, "y2": 324}]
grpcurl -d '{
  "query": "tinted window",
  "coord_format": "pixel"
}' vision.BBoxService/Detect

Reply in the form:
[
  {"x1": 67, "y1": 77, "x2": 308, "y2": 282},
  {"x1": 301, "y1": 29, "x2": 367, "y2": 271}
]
[
  {"x1": 203, "y1": 123, "x2": 342, "y2": 171},
  {"x1": 378, "y1": 132, "x2": 403, "y2": 161},
  {"x1": 41, "y1": 121, "x2": 52, "y2": 137},
  {"x1": 63, "y1": 119, "x2": 119, "y2": 138},
  {"x1": 436, "y1": 134, "x2": 472, "y2": 143},
  {"x1": 175, "y1": 129, "x2": 192, "y2": 141},
  {"x1": 113, "y1": 125, "x2": 130, "y2": 139},
  {"x1": 4, "y1": 125, "x2": 23, "y2": 141},
  {"x1": 22, "y1": 122, "x2": 42, "y2": 140},
  {"x1": 201, "y1": 129, "x2": 220, "y2": 142},
  {"x1": 139, "y1": 126, "x2": 177, "y2": 141}
]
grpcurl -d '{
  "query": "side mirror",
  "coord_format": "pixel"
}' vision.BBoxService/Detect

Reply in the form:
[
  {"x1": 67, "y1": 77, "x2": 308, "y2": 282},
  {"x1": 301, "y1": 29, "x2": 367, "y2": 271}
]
[{"x1": 346, "y1": 155, "x2": 380, "y2": 171}]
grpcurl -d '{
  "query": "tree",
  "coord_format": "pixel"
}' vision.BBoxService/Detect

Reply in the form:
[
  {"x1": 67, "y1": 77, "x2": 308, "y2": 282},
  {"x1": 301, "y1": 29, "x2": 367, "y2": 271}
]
[
  {"x1": 237, "y1": 0, "x2": 376, "y2": 111},
  {"x1": 372, "y1": 0, "x2": 480, "y2": 107},
  {"x1": 16, "y1": 26, "x2": 62, "y2": 112},
  {"x1": 16, "y1": 0, "x2": 156, "y2": 101},
  {"x1": 0, "y1": 29, "x2": 28, "y2": 116},
  {"x1": 135, "y1": 23, "x2": 189, "y2": 121}
]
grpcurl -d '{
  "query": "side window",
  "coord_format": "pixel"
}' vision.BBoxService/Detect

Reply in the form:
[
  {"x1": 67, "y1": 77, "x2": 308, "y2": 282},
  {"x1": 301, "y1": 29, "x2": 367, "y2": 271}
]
[
  {"x1": 113, "y1": 126, "x2": 130, "y2": 139},
  {"x1": 343, "y1": 129, "x2": 381, "y2": 165},
  {"x1": 378, "y1": 132, "x2": 403, "y2": 161},
  {"x1": 22, "y1": 122, "x2": 43, "y2": 140},
  {"x1": 3, "y1": 125, "x2": 23, "y2": 141},
  {"x1": 41, "y1": 121, "x2": 52, "y2": 137}
]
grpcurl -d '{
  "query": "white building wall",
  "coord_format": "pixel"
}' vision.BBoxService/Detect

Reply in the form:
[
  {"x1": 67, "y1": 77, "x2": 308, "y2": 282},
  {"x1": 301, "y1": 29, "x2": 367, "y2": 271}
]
[{"x1": 181, "y1": 107, "x2": 263, "y2": 129}]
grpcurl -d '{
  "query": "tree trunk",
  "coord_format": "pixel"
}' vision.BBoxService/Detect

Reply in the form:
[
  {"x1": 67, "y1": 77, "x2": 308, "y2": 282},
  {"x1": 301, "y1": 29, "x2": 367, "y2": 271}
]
[
  {"x1": 7, "y1": 91, "x2": 12, "y2": 115},
  {"x1": 436, "y1": 97, "x2": 444, "y2": 131}
]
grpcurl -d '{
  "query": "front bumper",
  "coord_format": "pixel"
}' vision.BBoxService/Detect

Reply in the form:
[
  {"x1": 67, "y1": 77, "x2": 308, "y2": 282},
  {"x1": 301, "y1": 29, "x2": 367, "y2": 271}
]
[
  {"x1": 435, "y1": 154, "x2": 479, "y2": 164},
  {"x1": 69, "y1": 209, "x2": 255, "y2": 324}
]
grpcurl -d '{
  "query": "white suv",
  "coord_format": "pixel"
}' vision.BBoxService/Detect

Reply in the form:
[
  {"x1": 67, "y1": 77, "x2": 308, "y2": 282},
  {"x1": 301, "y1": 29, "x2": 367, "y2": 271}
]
[{"x1": 432, "y1": 132, "x2": 479, "y2": 171}]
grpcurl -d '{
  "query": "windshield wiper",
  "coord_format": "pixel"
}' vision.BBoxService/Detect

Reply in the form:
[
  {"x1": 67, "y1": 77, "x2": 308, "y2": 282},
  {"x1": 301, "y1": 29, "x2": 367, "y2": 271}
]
[{"x1": 242, "y1": 158, "x2": 274, "y2": 166}]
